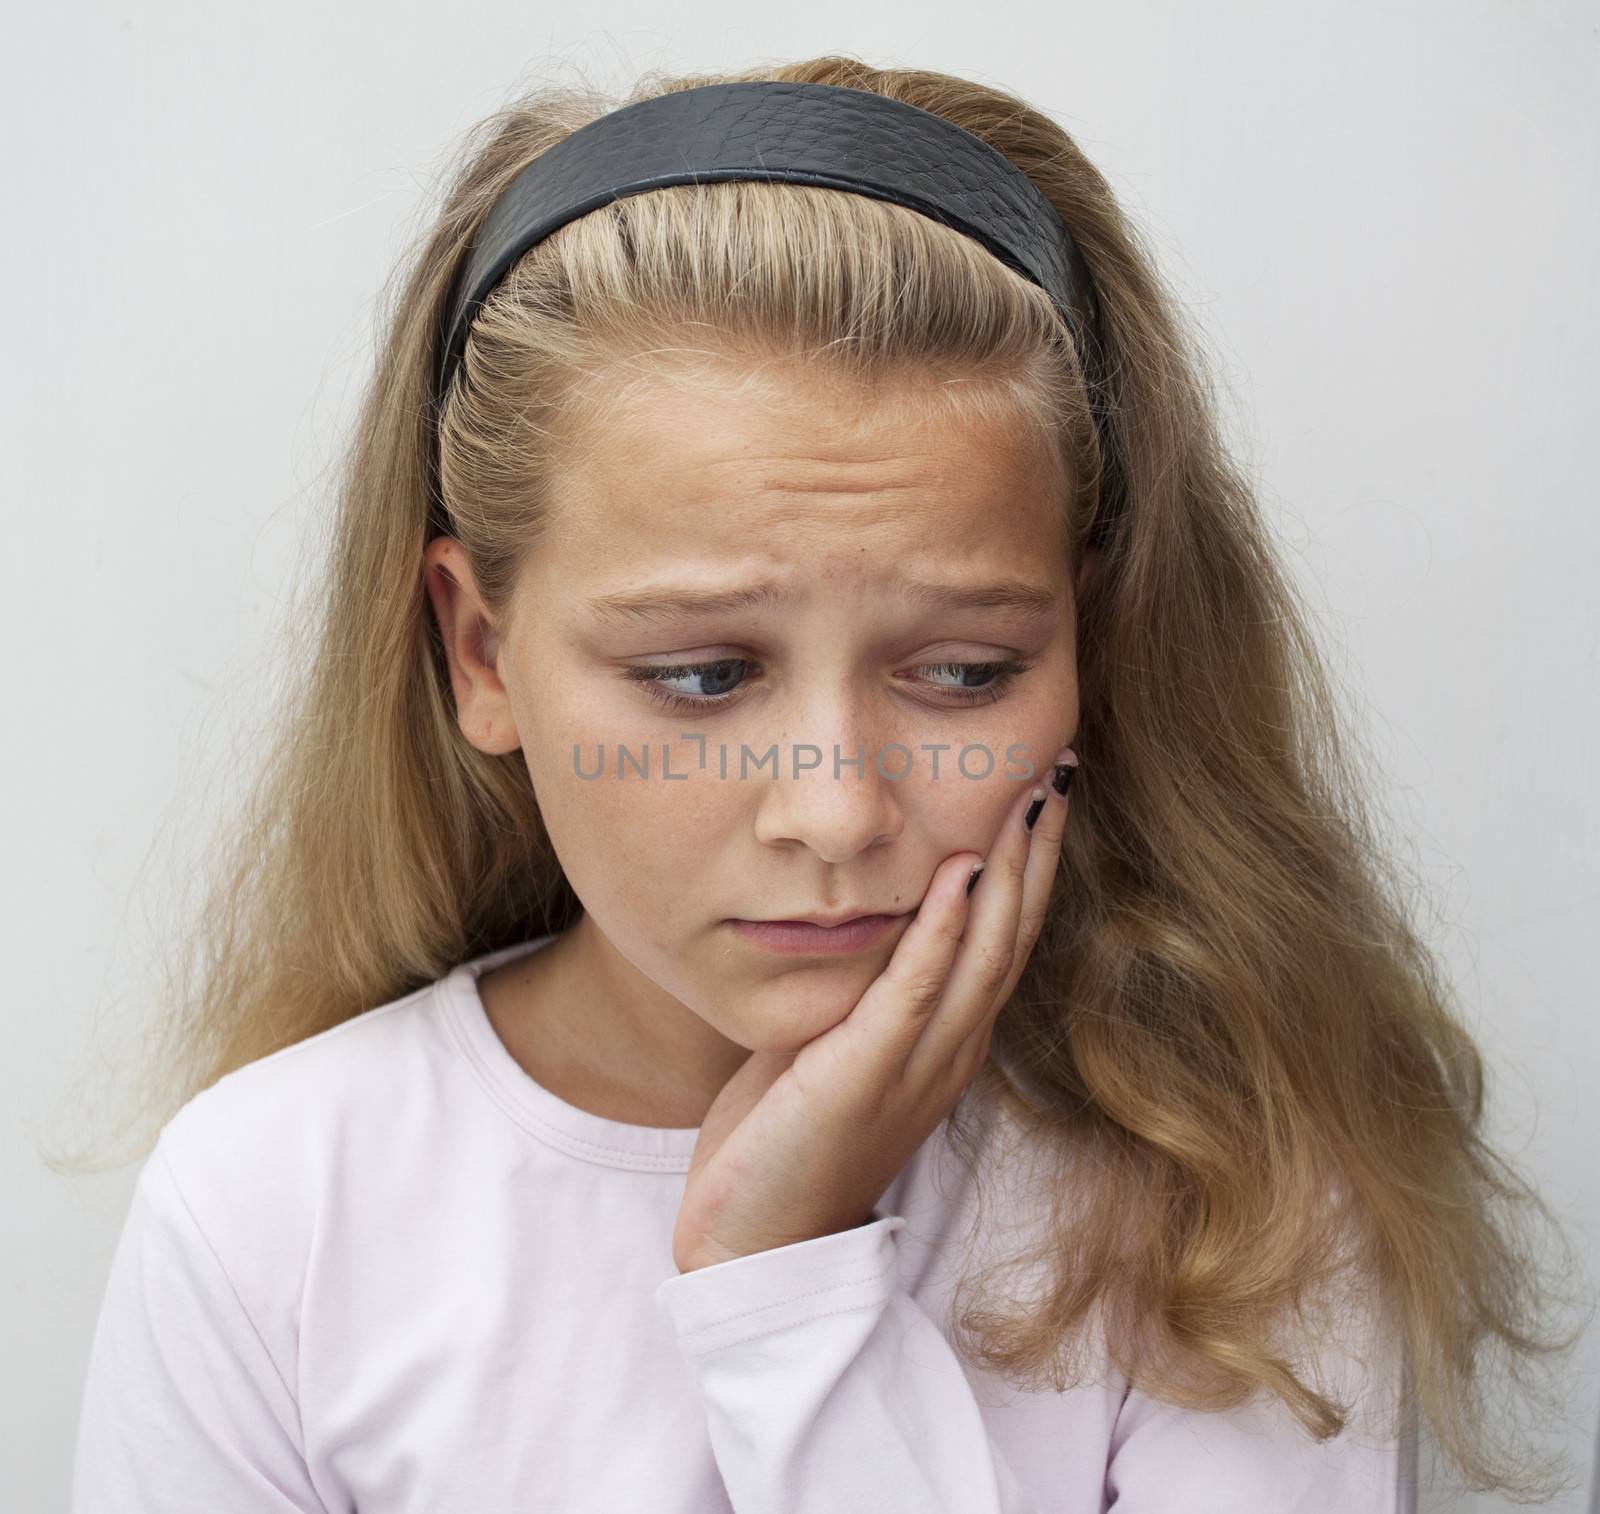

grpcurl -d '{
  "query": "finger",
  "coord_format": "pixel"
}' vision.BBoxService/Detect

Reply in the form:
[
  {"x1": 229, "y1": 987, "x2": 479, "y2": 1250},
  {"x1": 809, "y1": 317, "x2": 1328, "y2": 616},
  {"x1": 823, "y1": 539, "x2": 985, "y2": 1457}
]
[
  {"x1": 840, "y1": 848, "x2": 984, "y2": 1071},
  {"x1": 949, "y1": 745, "x2": 1077, "y2": 1069},
  {"x1": 905, "y1": 772, "x2": 1044, "y2": 1080},
  {"x1": 1007, "y1": 747, "x2": 1076, "y2": 991}
]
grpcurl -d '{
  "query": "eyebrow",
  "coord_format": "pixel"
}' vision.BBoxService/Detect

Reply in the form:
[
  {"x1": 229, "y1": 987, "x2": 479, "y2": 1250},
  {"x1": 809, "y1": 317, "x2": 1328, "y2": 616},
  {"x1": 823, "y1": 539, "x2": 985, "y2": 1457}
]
[{"x1": 584, "y1": 576, "x2": 1059, "y2": 627}]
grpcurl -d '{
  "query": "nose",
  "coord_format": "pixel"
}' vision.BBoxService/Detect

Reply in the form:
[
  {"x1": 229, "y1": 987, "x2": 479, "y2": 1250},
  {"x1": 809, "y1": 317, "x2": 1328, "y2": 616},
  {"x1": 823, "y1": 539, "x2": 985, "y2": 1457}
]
[{"x1": 749, "y1": 701, "x2": 907, "y2": 864}]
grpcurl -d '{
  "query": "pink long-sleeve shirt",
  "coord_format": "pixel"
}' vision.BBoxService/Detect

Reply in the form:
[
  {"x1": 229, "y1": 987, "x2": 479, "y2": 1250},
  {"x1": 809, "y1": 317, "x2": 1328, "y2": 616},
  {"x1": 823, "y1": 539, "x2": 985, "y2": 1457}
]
[{"x1": 71, "y1": 932, "x2": 1417, "y2": 1512}]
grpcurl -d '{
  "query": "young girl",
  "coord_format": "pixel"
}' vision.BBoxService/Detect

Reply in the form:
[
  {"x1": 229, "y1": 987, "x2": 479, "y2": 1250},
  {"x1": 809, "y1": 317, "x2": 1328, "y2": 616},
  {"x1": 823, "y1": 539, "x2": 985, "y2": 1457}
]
[{"x1": 67, "y1": 55, "x2": 1585, "y2": 1512}]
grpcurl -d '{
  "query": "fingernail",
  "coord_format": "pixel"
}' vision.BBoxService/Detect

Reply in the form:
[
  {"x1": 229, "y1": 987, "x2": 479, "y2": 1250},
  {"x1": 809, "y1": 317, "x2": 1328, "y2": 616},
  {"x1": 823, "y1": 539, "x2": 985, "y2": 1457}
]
[
  {"x1": 1052, "y1": 749, "x2": 1078, "y2": 797},
  {"x1": 965, "y1": 862, "x2": 985, "y2": 896},
  {"x1": 1023, "y1": 787, "x2": 1046, "y2": 832}
]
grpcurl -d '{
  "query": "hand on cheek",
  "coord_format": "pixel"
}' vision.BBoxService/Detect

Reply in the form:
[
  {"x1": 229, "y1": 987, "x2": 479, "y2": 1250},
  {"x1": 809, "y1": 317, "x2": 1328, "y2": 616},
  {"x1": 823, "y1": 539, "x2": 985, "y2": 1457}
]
[{"x1": 670, "y1": 747, "x2": 1078, "y2": 1274}]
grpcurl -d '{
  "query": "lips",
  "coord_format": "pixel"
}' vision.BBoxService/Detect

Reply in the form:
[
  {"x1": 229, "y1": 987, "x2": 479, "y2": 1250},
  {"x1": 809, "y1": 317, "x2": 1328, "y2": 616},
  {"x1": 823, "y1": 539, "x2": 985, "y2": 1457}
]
[
  {"x1": 757, "y1": 913, "x2": 893, "y2": 929},
  {"x1": 727, "y1": 913, "x2": 910, "y2": 955}
]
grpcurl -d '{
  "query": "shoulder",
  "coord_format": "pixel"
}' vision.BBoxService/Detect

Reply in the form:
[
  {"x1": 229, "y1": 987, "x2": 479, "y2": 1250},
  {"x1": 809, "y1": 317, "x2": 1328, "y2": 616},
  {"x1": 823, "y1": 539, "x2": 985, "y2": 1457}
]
[
  {"x1": 163, "y1": 974, "x2": 445, "y2": 1149},
  {"x1": 151, "y1": 975, "x2": 451, "y2": 1274}
]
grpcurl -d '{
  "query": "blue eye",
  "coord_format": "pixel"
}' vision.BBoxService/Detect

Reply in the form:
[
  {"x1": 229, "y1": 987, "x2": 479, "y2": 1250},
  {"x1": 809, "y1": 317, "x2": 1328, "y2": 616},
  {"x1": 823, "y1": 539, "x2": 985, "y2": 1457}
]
[
  {"x1": 619, "y1": 657, "x2": 1033, "y2": 714},
  {"x1": 623, "y1": 658, "x2": 749, "y2": 708}
]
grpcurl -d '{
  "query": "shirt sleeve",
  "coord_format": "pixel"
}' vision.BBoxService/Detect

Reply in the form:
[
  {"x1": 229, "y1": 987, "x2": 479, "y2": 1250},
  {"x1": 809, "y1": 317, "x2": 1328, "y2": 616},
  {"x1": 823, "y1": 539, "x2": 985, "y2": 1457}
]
[
  {"x1": 70, "y1": 1135, "x2": 330, "y2": 1514},
  {"x1": 656, "y1": 1212, "x2": 1419, "y2": 1514},
  {"x1": 654, "y1": 1213, "x2": 1047, "y2": 1512}
]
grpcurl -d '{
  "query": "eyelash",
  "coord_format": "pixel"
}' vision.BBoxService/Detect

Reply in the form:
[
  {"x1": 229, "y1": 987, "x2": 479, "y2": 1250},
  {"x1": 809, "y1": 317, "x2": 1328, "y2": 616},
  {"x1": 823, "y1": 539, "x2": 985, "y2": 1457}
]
[{"x1": 620, "y1": 657, "x2": 1035, "y2": 714}]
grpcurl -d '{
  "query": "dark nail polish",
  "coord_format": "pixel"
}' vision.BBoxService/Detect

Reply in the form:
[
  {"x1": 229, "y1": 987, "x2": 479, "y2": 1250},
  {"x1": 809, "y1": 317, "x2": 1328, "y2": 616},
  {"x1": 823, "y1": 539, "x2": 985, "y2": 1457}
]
[
  {"x1": 1023, "y1": 793, "x2": 1046, "y2": 832},
  {"x1": 1052, "y1": 760, "x2": 1077, "y2": 796},
  {"x1": 965, "y1": 863, "x2": 984, "y2": 896}
]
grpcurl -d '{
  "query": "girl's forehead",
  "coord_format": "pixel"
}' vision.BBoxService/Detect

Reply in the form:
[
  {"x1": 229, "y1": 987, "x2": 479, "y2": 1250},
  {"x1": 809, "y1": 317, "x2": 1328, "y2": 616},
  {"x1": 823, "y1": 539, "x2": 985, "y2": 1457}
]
[
  {"x1": 522, "y1": 366, "x2": 1075, "y2": 621},
  {"x1": 547, "y1": 372, "x2": 1066, "y2": 550},
  {"x1": 560, "y1": 357, "x2": 1058, "y2": 479},
  {"x1": 525, "y1": 496, "x2": 1072, "y2": 638},
  {"x1": 541, "y1": 464, "x2": 1068, "y2": 593}
]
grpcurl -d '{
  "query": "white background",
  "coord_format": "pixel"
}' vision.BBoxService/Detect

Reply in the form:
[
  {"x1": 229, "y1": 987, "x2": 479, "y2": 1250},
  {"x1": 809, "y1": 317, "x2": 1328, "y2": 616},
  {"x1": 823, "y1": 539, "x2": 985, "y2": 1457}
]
[{"x1": 4, "y1": 2, "x2": 1596, "y2": 1509}]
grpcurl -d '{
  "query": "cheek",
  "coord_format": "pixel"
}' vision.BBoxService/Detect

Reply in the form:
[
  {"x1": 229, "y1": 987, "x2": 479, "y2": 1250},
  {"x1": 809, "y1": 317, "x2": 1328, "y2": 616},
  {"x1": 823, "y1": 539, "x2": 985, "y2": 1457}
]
[
  {"x1": 1008, "y1": 660, "x2": 1078, "y2": 796},
  {"x1": 907, "y1": 763, "x2": 1022, "y2": 859},
  {"x1": 910, "y1": 699, "x2": 1074, "y2": 850},
  {"x1": 513, "y1": 664, "x2": 686, "y2": 892},
  {"x1": 530, "y1": 746, "x2": 733, "y2": 927}
]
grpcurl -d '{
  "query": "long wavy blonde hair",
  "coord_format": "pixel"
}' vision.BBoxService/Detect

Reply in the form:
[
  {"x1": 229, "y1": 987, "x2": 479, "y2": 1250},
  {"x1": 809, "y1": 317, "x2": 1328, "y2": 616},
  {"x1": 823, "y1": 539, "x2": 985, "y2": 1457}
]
[{"x1": 50, "y1": 54, "x2": 1590, "y2": 1499}]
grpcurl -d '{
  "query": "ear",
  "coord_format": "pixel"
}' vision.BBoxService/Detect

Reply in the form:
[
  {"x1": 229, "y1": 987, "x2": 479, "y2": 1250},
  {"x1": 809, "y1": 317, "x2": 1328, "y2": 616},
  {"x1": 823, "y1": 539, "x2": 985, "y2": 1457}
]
[{"x1": 422, "y1": 536, "x2": 523, "y2": 755}]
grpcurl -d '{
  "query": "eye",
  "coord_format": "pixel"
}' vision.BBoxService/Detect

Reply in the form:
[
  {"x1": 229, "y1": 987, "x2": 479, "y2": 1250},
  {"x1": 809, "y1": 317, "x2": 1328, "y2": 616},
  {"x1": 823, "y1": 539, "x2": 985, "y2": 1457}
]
[
  {"x1": 913, "y1": 661, "x2": 1033, "y2": 707},
  {"x1": 619, "y1": 657, "x2": 1034, "y2": 714},
  {"x1": 620, "y1": 658, "x2": 751, "y2": 712}
]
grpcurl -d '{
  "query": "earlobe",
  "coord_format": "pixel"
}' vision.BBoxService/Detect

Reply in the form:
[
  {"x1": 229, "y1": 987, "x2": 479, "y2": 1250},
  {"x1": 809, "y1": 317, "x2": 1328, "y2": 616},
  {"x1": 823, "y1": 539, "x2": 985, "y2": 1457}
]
[{"x1": 422, "y1": 537, "x2": 522, "y2": 756}]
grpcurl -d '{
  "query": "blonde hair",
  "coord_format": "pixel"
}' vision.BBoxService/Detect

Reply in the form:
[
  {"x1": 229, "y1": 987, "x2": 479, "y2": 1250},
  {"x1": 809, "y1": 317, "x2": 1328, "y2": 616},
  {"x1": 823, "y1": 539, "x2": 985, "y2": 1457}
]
[{"x1": 50, "y1": 54, "x2": 1590, "y2": 1499}]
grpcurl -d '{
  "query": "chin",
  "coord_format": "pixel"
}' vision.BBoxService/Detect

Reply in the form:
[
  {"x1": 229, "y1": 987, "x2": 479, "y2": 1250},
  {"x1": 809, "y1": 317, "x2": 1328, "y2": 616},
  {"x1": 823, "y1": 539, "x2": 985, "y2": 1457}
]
[{"x1": 723, "y1": 975, "x2": 874, "y2": 1045}]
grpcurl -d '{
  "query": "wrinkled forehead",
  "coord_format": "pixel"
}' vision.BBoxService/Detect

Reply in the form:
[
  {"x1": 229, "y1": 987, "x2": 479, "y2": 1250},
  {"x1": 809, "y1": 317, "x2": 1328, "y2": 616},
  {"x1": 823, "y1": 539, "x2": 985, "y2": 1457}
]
[{"x1": 538, "y1": 357, "x2": 1071, "y2": 573}]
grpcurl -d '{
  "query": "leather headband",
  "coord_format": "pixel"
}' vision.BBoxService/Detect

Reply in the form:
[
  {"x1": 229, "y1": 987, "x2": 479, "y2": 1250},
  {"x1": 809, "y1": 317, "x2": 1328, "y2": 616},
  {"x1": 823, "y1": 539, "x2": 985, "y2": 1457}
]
[{"x1": 435, "y1": 80, "x2": 1106, "y2": 412}]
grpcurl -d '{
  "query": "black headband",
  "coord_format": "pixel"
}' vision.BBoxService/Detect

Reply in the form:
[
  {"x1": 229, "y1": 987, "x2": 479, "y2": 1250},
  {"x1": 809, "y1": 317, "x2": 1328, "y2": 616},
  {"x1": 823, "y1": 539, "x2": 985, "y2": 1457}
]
[
  {"x1": 436, "y1": 80, "x2": 1105, "y2": 405},
  {"x1": 433, "y1": 79, "x2": 1118, "y2": 545}
]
